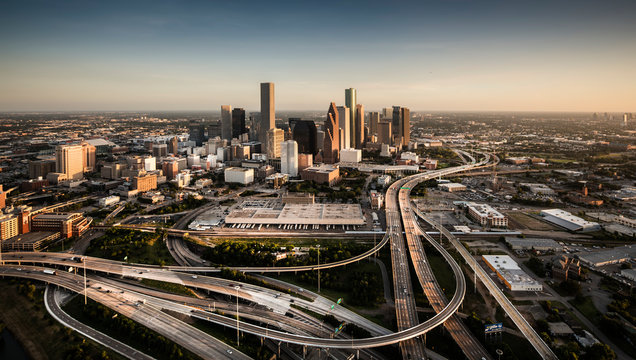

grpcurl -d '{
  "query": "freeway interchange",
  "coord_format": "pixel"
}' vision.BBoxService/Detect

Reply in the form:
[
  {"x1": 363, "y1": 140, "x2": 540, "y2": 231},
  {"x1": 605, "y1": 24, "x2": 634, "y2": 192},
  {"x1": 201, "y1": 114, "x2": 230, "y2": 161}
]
[{"x1": 0, "y1": 152, "x2": 557, "y2": 360}]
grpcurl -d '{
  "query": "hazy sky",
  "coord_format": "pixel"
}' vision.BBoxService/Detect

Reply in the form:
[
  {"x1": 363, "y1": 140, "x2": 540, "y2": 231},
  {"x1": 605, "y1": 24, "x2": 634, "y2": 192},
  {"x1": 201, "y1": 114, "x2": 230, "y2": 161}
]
[{"x1": 1, "y1": 0, "x2": 635, "y2": 112}]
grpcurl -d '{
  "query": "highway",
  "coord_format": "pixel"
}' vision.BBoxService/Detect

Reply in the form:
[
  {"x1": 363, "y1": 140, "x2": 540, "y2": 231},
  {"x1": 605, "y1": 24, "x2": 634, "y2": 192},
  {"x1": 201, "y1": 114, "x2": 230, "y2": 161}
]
[
  {"x1": 1, "y1": 152, "x2": 501, "y2": 354},
  {"x1": 399, "y1": 174, "x2": 491, "y2": 360},
  {"x1": 411, "y1": 205, "x2": 559, "y2": 360},
  {"x1": 0, "y1": 265, "x2": 249, "y2": 360},
  {"x1": 44, "y1": 285, "x2": 156, "y2": 360}
]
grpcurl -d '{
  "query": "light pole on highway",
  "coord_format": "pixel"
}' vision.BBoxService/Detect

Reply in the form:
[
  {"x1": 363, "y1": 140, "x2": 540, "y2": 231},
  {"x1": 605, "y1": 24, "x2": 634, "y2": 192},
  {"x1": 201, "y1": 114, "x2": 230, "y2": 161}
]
[
  {"x1": 235, "y1": 285, "x2": 240, "y2": 347},
  {"x1": 83, "y1": 257, "x2": 87, "y2": 305},
  {"x1": 316, "y1": 245, "x2": 320, "y2": 293}
]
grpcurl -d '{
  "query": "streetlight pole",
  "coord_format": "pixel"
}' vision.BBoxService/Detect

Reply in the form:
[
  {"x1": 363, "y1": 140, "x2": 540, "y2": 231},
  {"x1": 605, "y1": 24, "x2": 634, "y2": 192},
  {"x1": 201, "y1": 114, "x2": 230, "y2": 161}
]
[
  {"x1": 83, "y1": 257, "x2": 87, "y2": 305},
  {"x1": 316, "y1": 245, "x2": 321, "y2": 293},
  {"x1": 235, "y1": 286, "x2": 240, "y2": 347}
]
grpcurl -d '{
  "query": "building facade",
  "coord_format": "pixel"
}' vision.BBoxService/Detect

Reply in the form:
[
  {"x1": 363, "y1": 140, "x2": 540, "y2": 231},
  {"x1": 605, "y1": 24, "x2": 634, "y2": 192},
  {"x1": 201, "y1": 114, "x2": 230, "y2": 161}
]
[
  {"x1": 260, "y1": 82, "x2": 275, "y2": 149},
  {"x1": 323, "y1": 102, "x2": 340, "y2": 164},
  {"x1": 281, "y1": 140, "x2": 299, "y2": 177}
]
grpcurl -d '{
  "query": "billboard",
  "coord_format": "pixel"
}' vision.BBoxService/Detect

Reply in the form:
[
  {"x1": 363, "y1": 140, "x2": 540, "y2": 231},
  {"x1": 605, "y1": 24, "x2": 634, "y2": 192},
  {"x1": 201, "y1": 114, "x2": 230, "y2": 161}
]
[{"x1": 484, "y1": 323, "x2": 503, "y2": 334}]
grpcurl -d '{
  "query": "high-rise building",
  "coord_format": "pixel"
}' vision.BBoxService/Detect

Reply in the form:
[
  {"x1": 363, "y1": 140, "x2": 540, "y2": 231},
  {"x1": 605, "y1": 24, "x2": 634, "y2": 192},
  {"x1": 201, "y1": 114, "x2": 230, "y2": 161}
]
[
  {"x1": 290, "y1": 119, "x2": 318, "y2": 155},
  {"x1": 266, "y1": 128, "x2": 283, "y2": 159},
  {"x1": 381, "y1": 107, "x2": 392, "y2": 120},
  {"x1": 323, "y1": 103, "x2": 340, "y2": 164},
  {"x1": 337, "y1": 106, "x2": 350, "y2": 150},
  {"x1": 55, "y1": 145, "x2": 84, "y2": 181},
  {"x1": 369, "y1": 112, "x2": 380, "y2": 138},
  {"x1": 152, "y1": 143, "x2": 168, "y2": 158},
  {"x1": 260, "y1": 82, "x2": 275, "y2": 148},
  {"x1": 221, "y1": 105, "x2": 232, "y2": 140},
  {"x1": 355, "y1": 104, "x2": 364, "y2": 149},
  {"x1": 281, "y1": 140, "x2": 298, "y2": 177},
  {"x1": 392, "y1": 106, "x2": 410, "y2": 146},
  {"x1": 377, "y1": 121, "x2": 392, "y2": 145},
  {"x1": 168, "y1": 136, "x2": 179, "y2": 155},
  {"x1": 162, "y1": 160, "x2": 179, "y2": 180},
  {"x1": 144, "y1": 156, "x2": 156, "y2": 171},
  {"x1": 207, "y1": 121, "x2": 222, "y2": 139},
  {"x1": 0, "y1": 215, "x2": 18, "y2": 241},
  {"x1": 345, "y1": 88, "x2": 357, "y2": 148},
  {"x1": 231, "y1": 108, "x2": 246, "y2": 140},
  {"x1": 28, "y1": 159, "x2": 56, "y2": 179},
  {"x1": 298, "y1": 153, "x2": 313, "y2": 172},
  {"x1": 82, "y1": 143, "x2": 96, "y2": 172},
  {"x1": 189, "y1": 122, "x2": 206, "y2": 146}
]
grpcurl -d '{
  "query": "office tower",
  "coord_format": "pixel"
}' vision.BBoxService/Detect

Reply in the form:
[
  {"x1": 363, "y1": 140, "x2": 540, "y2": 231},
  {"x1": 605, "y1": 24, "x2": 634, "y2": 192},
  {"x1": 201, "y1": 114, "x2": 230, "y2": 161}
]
[
  {"x1": 392, "y1": 106, "x2": 410, "y2": 146},
  {"x1": 355, "y1": 104, "x2": 364, "y2": 148},
  {"x1": 249, "y1": 112, "x2": 261, "y2": 141},
  {"x1": 298, "y1": 154, "x2": 313, "y2": 172},
  {"x1": 323, "y1": 102, "x2": 340, "y2": 164},
  {"x1": 144, "y1": 156, "x2": 156, "y2": 171},
  {"x1": 378, "y1": 121, "x2": 392, "y2": 145},
  {"x1": 207, "y1": 121, "x2": 221, "y2": 139},
  {"x1": 189, "y1": 122, "x2": 206, "y2": 146},
  {"x1": 162, "y1": 160, "x2": 179, "y2": 180},
  {"x1": 316, "y1": 130, "x2": 325, "y2": 152},
  {"x1": 281, "y1": 140, "x2": 298, "y2": 177},
  {"x1": 369, "y1": 112, "x2": 380, "y2": 137},
  {"x1": 267, "y1": 128, "x2": 284, "y2": 159},
  {"x1": 169, "y1": 136, "x2": 179, "y2": 155},
  {"x1": 231, "y1": 108, "x2": 246, "y2": 139},
  {"x1": 625, "y1": 113, "x2": 629, "y2": 126},
  {"x1": 55, "y1": 144, "x2": 84, "y2": 180},
  {"x1": 382, "y1": 107, "x2": 393, "y2": 120},
  {"x1": 28, "y1": 159, "x2": 55, "y2": 179},
  {"x1": 345, "y1": 88, "x2": 357, "y2": 147},
  {"x1": 260, "y1": 82, "x2": 275, "y2": 148},
  {"x1": 290, "y1": 119, "x2": 318, "y2": 155},
  {"x1": 337, "y1": 106, "x2": 350, "y2": 150},
  {"x1": 152, "y1": 143, "x2": 168, "y2": 157},
  {"x1": 82, "y1": 142, "x2": 96, "y2": 172},
  {"x1": 221, "y1": 105, "x2": 232, "y2": 140}
]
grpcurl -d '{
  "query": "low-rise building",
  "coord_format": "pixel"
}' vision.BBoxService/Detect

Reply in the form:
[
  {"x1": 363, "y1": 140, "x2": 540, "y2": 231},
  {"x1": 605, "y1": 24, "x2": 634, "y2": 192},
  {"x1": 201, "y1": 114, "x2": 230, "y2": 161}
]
[
  {"x1": 370, "y1": 191, "x2": 384, "y2": 210},
  {"x1": 31, "y1": 213, "x2": 91, "y2": 239},
  {"x1": 340, "y1": 148, "x2": 362, "y2": 163},
  {"x1": 98, "y1": 195, "x2": 120, "y2": 207},
  {"x1": 225, "y1": 167, "x2": 254, "y2": 185},
  {"x1": 132, "y1": 173, "x2": 157, "y2": 192},
  {"x1": 377, "y1": 175, "x2": 391, "y2": 187},
  {"x1": 0, "y1": 215, "x2": 19, "y2": 241},
  {"x1": 438, "y1": 183, "x2": 466, "y2": 192},
  {"x1": 540, "y1": 209, "x2": 600, "y2": 232},
  {"x1": 466, "y1": 202, "x2": 508, "y2": 227},
  {"x1": 552, "y1": 255, "x2": 581, "y2": 281},
  {"x1": 482, "y1": 255, "x2": 542, "y2": 291},
  {"x1": 505, "y1": 237, "x2": 562, "y2": 252},
  {"x1": 301, "y1": 164, "x2": 340, "y2": 186}
]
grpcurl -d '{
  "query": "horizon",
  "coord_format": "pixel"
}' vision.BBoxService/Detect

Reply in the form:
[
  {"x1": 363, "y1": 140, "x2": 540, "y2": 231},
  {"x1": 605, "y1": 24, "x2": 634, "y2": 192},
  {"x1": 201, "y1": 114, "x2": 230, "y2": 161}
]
[{"x1": 1, "y1": 0, "x2": 635, "y2": 112}]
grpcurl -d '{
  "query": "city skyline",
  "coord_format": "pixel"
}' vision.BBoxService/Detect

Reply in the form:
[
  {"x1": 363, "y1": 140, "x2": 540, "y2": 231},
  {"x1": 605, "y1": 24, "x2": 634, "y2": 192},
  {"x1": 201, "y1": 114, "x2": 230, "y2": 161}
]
[{"x1": 0, "y1": 0, "x2": 635, "y2": 112}]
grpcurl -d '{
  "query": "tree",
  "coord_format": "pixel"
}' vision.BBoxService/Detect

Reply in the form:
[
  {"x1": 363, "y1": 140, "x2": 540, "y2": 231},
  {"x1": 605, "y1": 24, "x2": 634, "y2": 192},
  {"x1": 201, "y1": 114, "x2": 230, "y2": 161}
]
[{"x1": 582, "y1": 343, "x2": 616, "y2": 360}]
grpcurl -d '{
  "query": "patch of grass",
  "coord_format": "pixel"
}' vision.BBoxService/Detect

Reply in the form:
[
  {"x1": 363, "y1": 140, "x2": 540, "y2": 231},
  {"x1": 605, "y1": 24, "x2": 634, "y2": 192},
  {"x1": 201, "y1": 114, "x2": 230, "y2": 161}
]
[
  {"x1": 85, "y1": 228, "x2": 175, "y2": 266},
  {"x1": 570, "y1": 296, "x2": 602, "y2": 323},
  {"x1": 140, "y1": 279, "x2": 197, "y2": 298}
]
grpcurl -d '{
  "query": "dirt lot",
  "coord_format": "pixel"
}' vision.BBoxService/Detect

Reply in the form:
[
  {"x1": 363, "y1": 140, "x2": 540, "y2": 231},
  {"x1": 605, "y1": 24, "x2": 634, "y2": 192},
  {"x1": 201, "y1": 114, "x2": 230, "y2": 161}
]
[{"x1": 505, "y1": 211, "x2": 560, "y2": 231}]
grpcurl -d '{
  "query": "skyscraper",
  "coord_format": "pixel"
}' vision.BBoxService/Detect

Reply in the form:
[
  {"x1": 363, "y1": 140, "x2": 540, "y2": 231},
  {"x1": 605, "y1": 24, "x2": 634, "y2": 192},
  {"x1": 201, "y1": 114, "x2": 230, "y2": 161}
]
[
  {"x1": 260, "y1": 82, "x2": 275, "y2": 148},
  {"x1": 189, "y1": 122, "x2": 206, "y2": 146},
  {"x1": 345, "y1": 88, "x2": 357, "y2": 148},
  {"x1": 81, "y1": 142, "x2": 96, "y2": 172},
  {"x1": 55, "y1": 144, "x2": 84, "y2": 180},
  {"x1": 392, "y1": 106, "x2": 410, "y2": 147},
  {"x1": 221, "y1": 105, "x2": 232, "y2": 140},
  {"x1": 290, "y1": 118, "x2": 318, "y2": 155},
  {"x1": 369, "y1": 111, "x2": 380, "y2": 138},
  {"x1": 231, "y1": 108, "x2": 246, "y2": 139},
  {"x1": 323, "y1": 102, "x2": 340, "y2": 164},
  {"x1": 382, "y1": 107, "x2": 393, "y2": 120},
  {"x1": 267, "y1": 128, "x2": 284, "y2": 159},
  {"x1": 337, "y1": 106, "x2": 350, "y2": 150},
  {"x1": 168, "y1": 136, "x2": 179, "y2": 155},
  {"x1": 281, "y1": 140, "x2": 298, "y2": 177},
  {"x1": 355, "y1": 104, "x2": 364, "y2": 149},
  {"x1": 377, "y1": 121, "x2": 392, "y2": 145}
]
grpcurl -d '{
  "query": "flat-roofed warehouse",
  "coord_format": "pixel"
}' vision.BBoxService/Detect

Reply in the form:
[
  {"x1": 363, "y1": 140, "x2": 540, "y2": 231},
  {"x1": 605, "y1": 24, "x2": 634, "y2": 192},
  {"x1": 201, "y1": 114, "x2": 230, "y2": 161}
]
[
  {"x1": 505, "y1": 237, "x2": 563, "y2": 252},
  {"x1": 225, "y1": 203, "x2": 365, "y2": 226},
  {"x1": 482, "y1": 255, "x2": 543, "y2": 291},
  {"x1": 576, "y1": 245, "x2": 636, "y2": 267},
  {"x1": 540, "y1": 209, "x2": 600, "y2": 232}
]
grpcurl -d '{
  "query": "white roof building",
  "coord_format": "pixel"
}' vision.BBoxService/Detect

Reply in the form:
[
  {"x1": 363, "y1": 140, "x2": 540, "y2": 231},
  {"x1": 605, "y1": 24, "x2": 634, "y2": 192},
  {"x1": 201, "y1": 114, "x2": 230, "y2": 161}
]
[
  {"x1": 482, "y1": 255, "x2": 542, "y2": 291},
  {"x1": 540, "y1": 209, "x2": 600, "y2": 232}
]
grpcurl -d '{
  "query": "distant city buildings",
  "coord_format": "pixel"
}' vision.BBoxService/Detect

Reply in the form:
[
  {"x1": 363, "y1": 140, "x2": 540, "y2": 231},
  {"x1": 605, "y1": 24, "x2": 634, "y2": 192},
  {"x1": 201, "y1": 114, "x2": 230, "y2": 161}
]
[
  {"x1": 323, "y1": 102, "x2": 340, "y2": 164},
  {"x1": 231, "y1": 108, "x2": 246, "y2": 140},
  {"x1": 260, "y1": 82, "x2": 275, "y2": 149},
  {"x1": 290, "y1": 119, "x2": 318, "y2": 155},
  {"x1": 337, "y1": 105, "x2": 350, "y2": 150},
  {"x1": 281, "y1": 140, "x2": 299, "y2": 177},
  {"x1": 221, "y1": 105, "x2": 232, "y2": 140}
]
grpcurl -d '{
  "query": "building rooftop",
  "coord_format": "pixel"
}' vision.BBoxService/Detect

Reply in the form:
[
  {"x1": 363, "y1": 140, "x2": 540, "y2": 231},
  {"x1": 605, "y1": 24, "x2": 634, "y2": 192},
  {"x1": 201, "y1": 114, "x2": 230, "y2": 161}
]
[
  {"x1": 540, "y1": 209, "x2": 599, "y2": 228},
  {"x1": 483, "y1": 255, "x2": 542, "y2": 288}
]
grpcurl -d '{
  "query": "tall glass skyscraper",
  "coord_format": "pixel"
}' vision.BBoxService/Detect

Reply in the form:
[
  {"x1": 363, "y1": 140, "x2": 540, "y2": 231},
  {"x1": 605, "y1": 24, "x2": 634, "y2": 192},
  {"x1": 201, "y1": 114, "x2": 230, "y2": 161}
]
[
  {"x1": 260, "y1": 82, "x2": 275, "y2": 148},
  {"x1": 345, "y1": 88, "x2": 357, "y2": 148}
]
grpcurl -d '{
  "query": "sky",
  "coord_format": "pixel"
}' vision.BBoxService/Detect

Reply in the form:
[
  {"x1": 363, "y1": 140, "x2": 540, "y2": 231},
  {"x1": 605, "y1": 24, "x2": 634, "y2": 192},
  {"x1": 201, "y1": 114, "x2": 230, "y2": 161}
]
[{"x1": 0, "y1": 0, "x2": 635, "y2": 112}]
